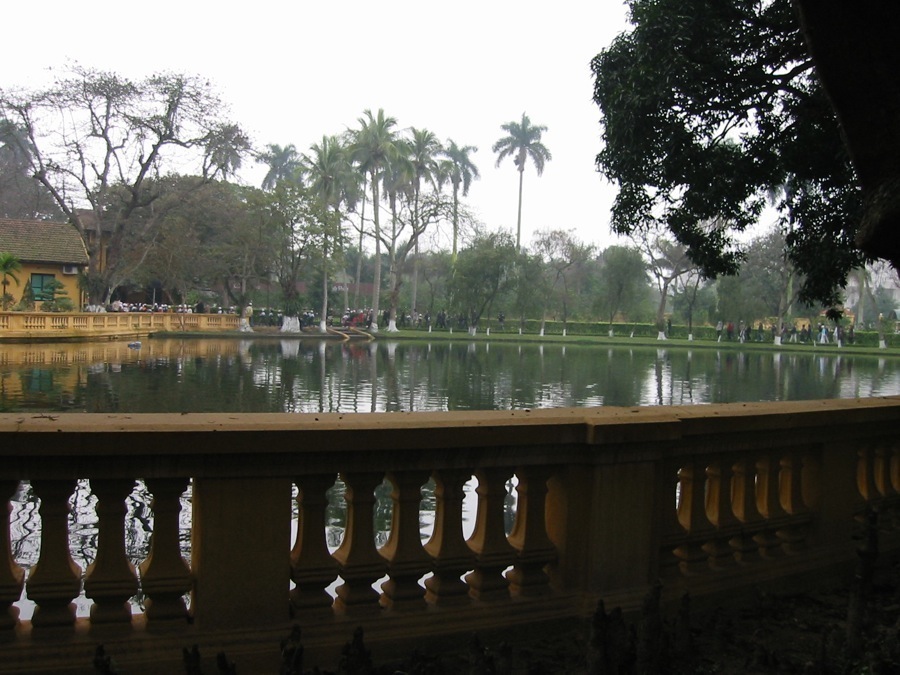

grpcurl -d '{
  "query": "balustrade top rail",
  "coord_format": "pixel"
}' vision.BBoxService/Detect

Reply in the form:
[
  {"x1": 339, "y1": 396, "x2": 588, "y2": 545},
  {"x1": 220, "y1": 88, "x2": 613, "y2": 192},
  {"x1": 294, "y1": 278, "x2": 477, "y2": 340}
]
[
  {"x1": 0, "y1": 310, "x2": 241, "y2": 339},
  {"x1": 1, "y1": 398, "x2": 898, "y2": 673},
  {"x1": 2, "y1": 397, "x2": 896, "y2": 471}
]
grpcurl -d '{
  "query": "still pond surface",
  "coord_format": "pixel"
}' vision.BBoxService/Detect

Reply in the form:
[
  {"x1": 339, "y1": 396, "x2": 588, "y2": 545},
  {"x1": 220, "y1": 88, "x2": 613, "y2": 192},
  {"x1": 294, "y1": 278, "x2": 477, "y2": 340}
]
[
  {"x1": 4, "y1": 337, "x2": 899, "y2": 616},
  {"x1": 3, "y1": 336, "x2": 899, "y2": 412}
]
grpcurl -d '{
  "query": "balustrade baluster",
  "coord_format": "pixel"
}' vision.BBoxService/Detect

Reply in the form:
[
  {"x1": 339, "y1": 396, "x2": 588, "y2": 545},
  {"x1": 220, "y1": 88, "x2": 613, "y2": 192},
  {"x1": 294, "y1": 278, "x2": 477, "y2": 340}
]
[
  {"x1": 800, "y1": 451, "x2": 822, "y2": 512},
  {"x1": 0, "y1": 481, "x2": 23, "y2": 631},
  {"x1": 887, "y1": 443, "x2": 900, "y2": 528},
  {"x1": 890, "y1": 443, "x2": 900, "y2": 497},
  {"x1": 874, "y1": 443, "x2": 897, "y2": 503},
  {"x1": 775, "y1": 452, "x2": 810, "y2": 554},
  {"x1": 780, "y1": 452, "x2": 807, "y2": 513},
  {"x1": 703, "y1": 459, "x2": 739, "y2": 569},
  {"x1": 729, "y1": 458, "x2": 763, "y2": 563},
  {"x1": 26, "y1": 479, "x2": 80, "y2": 629},
  {"x1": 423, "y1": 469, "x2": 476, "y2": 606},
  {"x1": 656, "y1": 460, "x2": 686, "y2": 581},
  {"x1": 332, "y1": 472, "x2": 387, "y2": 614},
  {"x1": 290, "y1": 475, "x2": 340, "y2": 613},
  {"x1": 857, "y1": 445, "x2": 877, "y2": 505},
  {"x1": 505, "y1": 466, "x2": 556, "y2": 597},
  {"x1": 379, "y1": 470, "x2": 431, "y2": 610},
  {"x1": 465, "y1": 468, "x2": 517, "y2": 601},
  {"x1": 672, "y1": 460, "x2": 713, "y2": 574},
  {"x1": 84, "y1": 479, "x2": 139, "y2": 628},
  {"x1": 854, "y1": 444, "x2": 886, "y2": 529},
  {"x1": 139, "y1": 478, "x2": 192, "y2": 628},
  {"x1": 754, "y1": 453, "x2": 788, "y2": 558}
]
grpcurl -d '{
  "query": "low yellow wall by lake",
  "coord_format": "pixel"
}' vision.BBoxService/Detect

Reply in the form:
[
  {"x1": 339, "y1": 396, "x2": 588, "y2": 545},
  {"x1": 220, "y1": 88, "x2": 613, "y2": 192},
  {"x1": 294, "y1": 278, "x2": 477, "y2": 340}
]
[{"x1": 0, "y1": 311, "x2": 241, "y2": 340}]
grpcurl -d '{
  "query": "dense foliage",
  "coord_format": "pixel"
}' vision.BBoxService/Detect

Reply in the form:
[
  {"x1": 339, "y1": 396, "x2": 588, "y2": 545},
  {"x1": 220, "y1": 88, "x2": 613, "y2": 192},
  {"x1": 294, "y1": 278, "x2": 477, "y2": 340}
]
[
  {"x1": 1, "y1": 55, "x2": 894, "y2": 327},
  {"x1": 592, "y1": 0, "x2": 865, "y2": 306},
  {"x1": 0, "y1": 66, "x2": 251, "y2": 303}
]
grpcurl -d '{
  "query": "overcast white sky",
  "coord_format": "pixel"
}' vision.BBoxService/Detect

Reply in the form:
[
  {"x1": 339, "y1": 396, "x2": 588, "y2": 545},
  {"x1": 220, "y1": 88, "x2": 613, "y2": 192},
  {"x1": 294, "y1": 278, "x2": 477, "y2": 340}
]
[{"x1": 4, "y1": 0, "x2": 632, "y2": 252}]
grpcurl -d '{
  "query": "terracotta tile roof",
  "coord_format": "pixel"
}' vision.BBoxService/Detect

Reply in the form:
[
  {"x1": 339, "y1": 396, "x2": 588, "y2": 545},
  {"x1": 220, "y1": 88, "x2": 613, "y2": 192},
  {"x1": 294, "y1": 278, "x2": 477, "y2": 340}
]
[{"x1": 0, "y1": 218, "x2": 90, "y2": 265}]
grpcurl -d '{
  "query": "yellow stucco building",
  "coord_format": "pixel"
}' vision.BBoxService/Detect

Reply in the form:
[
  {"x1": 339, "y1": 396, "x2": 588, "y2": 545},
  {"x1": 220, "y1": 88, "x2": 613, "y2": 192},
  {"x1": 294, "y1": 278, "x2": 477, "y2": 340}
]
[{"x1": 0, "y1": 217, "x2": 89, "y2": 310}]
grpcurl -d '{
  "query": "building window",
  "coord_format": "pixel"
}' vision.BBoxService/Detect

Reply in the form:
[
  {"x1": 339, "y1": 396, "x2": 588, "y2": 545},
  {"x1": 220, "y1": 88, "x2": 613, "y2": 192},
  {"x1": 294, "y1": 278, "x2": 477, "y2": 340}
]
[{"x1": 30, "y1": 274, "x2": 56, "y2": 302}]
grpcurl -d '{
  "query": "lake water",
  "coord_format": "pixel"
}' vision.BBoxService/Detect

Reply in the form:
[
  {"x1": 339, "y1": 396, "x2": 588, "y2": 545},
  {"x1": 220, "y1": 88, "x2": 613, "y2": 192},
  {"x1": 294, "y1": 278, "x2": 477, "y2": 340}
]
[
  {"x1": 3, "y1": 337, "x2": 898, "y2": 413},
  {"x1": 4, "y1": 337, "x2": 898, "y2": 616}
]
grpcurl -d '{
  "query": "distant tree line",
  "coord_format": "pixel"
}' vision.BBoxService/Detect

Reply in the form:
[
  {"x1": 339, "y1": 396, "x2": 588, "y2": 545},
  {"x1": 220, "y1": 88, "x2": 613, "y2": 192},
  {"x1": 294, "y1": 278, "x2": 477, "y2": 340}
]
[{"x1": 1, "y1": 60, "x2": 895, "y2": 332}]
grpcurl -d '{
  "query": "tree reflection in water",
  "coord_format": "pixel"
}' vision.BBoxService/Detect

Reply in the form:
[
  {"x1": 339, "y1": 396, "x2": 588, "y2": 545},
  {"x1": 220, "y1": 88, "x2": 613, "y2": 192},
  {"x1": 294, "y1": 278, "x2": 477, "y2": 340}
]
[
  {"x1": 320, "y1": 474, "x2": 513, "y2": 551},
  {"x1": 6, "y1": 339, "x2": 896, "y2": 414},
  {"x1": 9, "y1": 471, "x2": 518, "y2": 611},
  {"x1": 10, "y1": 479, "x2": 183, "y2": 618},
  {"x1": 10, "y1": 482, "x2": 40, "y2": 568}
]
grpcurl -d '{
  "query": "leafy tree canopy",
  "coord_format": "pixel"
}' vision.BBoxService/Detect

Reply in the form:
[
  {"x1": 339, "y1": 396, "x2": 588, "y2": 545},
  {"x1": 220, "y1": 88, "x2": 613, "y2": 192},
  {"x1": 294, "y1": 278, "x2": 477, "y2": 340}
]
[
  {"x1": 592, "y1": 0, "x2": 864, "y2": 307},
  {"x1": 450, "y1": 231, "x2": 519, "y2": 325},
  {"x1": 593, "y1": 245, "x2": 650, "y2": 327},
  {"x1": 0, "y1": 119, "x2": 63, "y2": 219},
  {"x1": 0, "y1": 65, "x2": 250, "y2": 303}
]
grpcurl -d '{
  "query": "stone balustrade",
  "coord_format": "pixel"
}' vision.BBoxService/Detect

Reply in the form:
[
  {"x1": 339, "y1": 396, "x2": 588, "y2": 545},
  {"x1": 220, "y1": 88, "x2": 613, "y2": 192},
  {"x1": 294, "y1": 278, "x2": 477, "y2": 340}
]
[
  {"x1": 0, "y1": 398, "x2": 898, "y2": 672},
  {"x1": 0, "y1": 311, "x2": 240, "y2": 339}
]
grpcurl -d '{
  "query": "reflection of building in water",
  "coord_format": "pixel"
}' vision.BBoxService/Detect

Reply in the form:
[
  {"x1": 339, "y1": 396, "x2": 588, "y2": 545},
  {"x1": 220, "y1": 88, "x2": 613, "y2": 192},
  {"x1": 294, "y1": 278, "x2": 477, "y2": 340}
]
[
  {"x1": 0, "y1": 339, "x2": 247, "y2": 367},
  {"x1": 0, "y1": 339, "x2": 249, "y2": 406}
]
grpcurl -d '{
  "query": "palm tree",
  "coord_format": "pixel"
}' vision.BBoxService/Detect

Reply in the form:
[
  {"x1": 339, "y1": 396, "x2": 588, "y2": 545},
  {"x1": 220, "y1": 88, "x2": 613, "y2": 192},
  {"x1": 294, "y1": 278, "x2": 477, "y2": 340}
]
[
  {"x1": 202, "y1": 123, "x2": 251, "y2": 181},
  {"x1": 257, "y1": 143, "x2": 302, "y2": 190},
  {"x1": 406, "y1": 128, "x2": 443, "y2": 321},
  {"x1": 350, "y1": 109, "x2": 400, "y2": 332},
  {"x1": 0, "y1": 119, "x2": 62, "y2": 219},
  {"x1": 0, "y1": 119, "x2": 34, "y2": 167},
  {"x1": 350, "y1": 170, "x2": 367, "y2": 312},
  {"x1": 379, "y1": 148, "x2": 414, "y2": 331},
  {"x1": 492, "y1": 113, "x2": 551, "y2": 249},
  {"x1": 439, "y1": 140, "x2": 479, "y2": 265},
  {"x1": 0, "y1": 252, "x2": 22, "y2": 310},
  {"x1": 304, "y1": 135, "x2": 353, "y2": 332}
]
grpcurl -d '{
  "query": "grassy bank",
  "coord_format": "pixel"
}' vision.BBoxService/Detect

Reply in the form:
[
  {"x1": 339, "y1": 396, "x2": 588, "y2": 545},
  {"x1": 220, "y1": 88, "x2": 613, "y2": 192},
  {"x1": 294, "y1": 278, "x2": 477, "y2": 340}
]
[
  {"x1": 161, "y1": 323, "x2": 900, "y2": 359},
  {"x1": 364, "y1": 322, "x2": 900, "y2": 357}
]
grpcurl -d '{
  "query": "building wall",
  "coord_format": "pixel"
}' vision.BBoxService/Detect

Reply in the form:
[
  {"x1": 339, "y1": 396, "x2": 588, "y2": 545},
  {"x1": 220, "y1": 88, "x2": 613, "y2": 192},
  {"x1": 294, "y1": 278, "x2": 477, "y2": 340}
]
[{"x1": 5, "y1": 261, "x2": 82, "y2": 309}]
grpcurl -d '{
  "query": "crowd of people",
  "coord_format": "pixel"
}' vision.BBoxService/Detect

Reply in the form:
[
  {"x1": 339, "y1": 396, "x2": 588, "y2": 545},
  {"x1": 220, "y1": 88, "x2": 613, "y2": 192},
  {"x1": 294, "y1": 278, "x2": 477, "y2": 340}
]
[
  {"x1": 339, "y1": 308, "x2": 455, "y2": 329},
  {"x1": 84, "y1": 301, "x2": 239, "y2": 314},
  {"x1": 334, "y1": 308, "x2": 508, "y2": 331},
  {"x1": 80, "y1": 298, "x2": 887, "y2": 342},
  {"x1": 713, "y1": 319, "x2": 858, "y2": 345}
]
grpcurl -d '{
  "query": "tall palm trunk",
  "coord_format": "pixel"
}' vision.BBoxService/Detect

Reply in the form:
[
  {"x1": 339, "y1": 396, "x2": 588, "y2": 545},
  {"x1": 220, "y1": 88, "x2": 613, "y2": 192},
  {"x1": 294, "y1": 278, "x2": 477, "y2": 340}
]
[
  {"x1": 319, "y1": 231, "x2": 329, "y2": 333},
  {"x1": 516, "y1": 165, "x2": 525, "y2": 250},
  {"x1": 855, "y1": 268, "x2": 868, "y2": 326},
  {"x1": 386, "y1": 192, "x2": 400, "y2": 332},
  {"x1": 410, "y1": 182, "x2": 421, "y2": 321},
  {"x1": 410, "y1": 241, "x2": 419, "y2": 323},
  {"x1": 451, "y1": 182, "x2": 461, "y2": 266},
  {"x1": 370, "y1": 172, "x2": 381, "y2": 332},
  {"x1": 353, "y1": 175, "x2": 367, "y2": 311}
]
